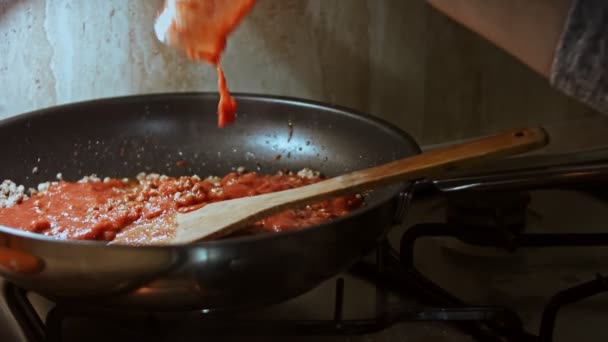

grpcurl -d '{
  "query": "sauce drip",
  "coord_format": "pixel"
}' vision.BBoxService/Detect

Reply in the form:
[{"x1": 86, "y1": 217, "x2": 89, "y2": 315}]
[
  {"x1": 155, "y1": 0, "x2": 255, "y2": 127},
  {"x1": 0, "y1": 172, "x2": 363, "y2": 243},
  {"x1": 217, "y1": 64, "x2": 236, "y2": 127}
]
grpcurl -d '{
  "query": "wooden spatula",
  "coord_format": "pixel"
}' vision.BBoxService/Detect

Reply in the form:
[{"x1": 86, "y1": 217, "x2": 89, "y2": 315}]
[{"x1": 119, "y1": 127, "x2": 549, "y2": 245}]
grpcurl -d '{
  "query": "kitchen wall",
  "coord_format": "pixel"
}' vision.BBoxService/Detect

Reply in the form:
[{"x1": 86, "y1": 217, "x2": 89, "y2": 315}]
[{"x1": 0, "y1": 0, "x2": 602, "y2": 146}]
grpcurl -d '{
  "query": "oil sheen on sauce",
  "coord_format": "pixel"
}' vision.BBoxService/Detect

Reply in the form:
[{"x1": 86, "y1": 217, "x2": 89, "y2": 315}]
[
  {"x1": 155, "y1": 0, "x2": 256, "y2": 127},
  {"x1": 0, "y1": 172, "x2": 363, "y2": 243}
]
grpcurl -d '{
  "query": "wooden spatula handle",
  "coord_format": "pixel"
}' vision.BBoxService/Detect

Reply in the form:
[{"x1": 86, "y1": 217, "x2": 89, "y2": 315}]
[
  {"x1": 172, "y1": 127, "x2": 549, "y2": 243},
  {"x1": 332, "y1": 126, "x2": 549, "y2": 191},
  {"x1": 243, "y1": 127, "x2": 548, "y2": 212}
]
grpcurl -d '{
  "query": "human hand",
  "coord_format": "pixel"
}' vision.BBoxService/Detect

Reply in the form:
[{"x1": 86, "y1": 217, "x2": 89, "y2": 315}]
[{"x1": 154, "y1": 0, "x2": 256, "y2": 65}]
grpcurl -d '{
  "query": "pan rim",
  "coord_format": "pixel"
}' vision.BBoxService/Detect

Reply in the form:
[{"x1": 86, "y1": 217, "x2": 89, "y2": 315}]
[{"x1": 0, "y1": 92, "x2": 421, "y2": 250}]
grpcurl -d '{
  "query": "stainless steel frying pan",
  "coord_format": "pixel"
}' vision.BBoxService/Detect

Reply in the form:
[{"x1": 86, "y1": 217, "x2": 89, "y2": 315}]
[{"x1": 0, "y1": 93, "x2": 420, "y2": 311}]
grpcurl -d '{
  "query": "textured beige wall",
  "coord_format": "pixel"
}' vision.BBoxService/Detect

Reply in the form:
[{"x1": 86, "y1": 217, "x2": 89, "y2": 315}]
[{"x1": 0, "y1": 0, "x2": 601, "y2": 146}]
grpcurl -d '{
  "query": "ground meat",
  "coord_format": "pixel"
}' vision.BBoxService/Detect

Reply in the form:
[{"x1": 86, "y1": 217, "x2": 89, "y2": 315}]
[
  {"x1": 0, "y1": 169, "x2": 364, "y2": 242},
  {"x1": 0, "y1": 180, "x2": 28, "y2": 209}
]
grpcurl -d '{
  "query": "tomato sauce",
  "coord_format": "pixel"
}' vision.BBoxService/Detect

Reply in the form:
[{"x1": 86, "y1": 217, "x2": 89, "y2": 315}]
[
  {"x1": 216, "y1": 64, "x2": 236, "y2": 127},
  {"x1": 0, "y1": 171, "x2": 363, "y2": 242}
]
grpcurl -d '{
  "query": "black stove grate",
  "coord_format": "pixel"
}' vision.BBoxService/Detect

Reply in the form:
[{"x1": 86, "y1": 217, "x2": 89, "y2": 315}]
[
  {"x1": 400, "y1": 222, "x2": 608, "y2": 342},
  {"x1": 4, "y1": 225, "x2": 608, "y2": 342}
]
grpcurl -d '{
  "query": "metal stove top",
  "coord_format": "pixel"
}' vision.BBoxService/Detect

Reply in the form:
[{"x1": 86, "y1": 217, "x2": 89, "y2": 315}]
[{"x1": 3, "y1": 153, "x2": 608, "y2": 341}]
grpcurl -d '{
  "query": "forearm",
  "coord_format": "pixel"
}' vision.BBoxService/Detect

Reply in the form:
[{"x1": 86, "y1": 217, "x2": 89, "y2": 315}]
[{"x1": 426, "y1": 0, "x2": 572, "y2": 78}]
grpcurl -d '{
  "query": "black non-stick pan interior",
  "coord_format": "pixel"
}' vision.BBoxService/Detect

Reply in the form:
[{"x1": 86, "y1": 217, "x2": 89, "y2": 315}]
[{"x1": 0, "y1": 92, "x2": 420, "y2": 240}]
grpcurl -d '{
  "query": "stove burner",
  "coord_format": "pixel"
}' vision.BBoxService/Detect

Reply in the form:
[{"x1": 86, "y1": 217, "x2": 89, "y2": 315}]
[
  {"x1": 5, "y1": 226, "x2": 608, "y2": 342},
  {"x1": 445, "y1": 191, "x2": 531, "y2": 234},
  {"x1": 4, "y1": 187, "x2": 608, "y2": 342},
  {"x1": 3, "y1": 241, "x2": 526, "y2": 342},
  {"x1": 400, "y1": 222, "x2": 608, "y2": 342}
]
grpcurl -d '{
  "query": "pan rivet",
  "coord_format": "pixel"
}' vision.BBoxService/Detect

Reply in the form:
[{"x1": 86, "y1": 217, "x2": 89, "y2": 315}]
[{"x1": 514, "y1": 131, "x2": 525, "y2": 137}]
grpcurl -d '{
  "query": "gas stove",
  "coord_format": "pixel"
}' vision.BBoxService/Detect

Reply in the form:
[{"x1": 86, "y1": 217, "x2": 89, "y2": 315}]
[{"x1": 3, "y1": 152, "x2": 608, "y2": 342}]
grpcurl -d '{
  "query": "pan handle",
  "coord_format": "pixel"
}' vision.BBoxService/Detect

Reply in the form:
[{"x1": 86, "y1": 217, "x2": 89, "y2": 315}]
[{"x1": 431, "y1": 159, "x2": 608, "y2": 192}]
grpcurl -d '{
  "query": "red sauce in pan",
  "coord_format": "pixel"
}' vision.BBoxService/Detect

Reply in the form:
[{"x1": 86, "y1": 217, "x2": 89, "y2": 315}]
[{"x1": 0, "y1": 172, "x2": 363, "y2": 242}]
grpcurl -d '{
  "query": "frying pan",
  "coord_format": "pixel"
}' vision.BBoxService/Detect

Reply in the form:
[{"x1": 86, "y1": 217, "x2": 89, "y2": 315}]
[{"x1": 0, "y1": 93, "x2": 514, "y2": 311}]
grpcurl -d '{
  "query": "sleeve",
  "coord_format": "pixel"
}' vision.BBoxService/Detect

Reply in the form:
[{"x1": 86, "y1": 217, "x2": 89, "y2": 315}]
[{"x1": 550, "y1": 0, "x2": 608, "y2": 113}]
